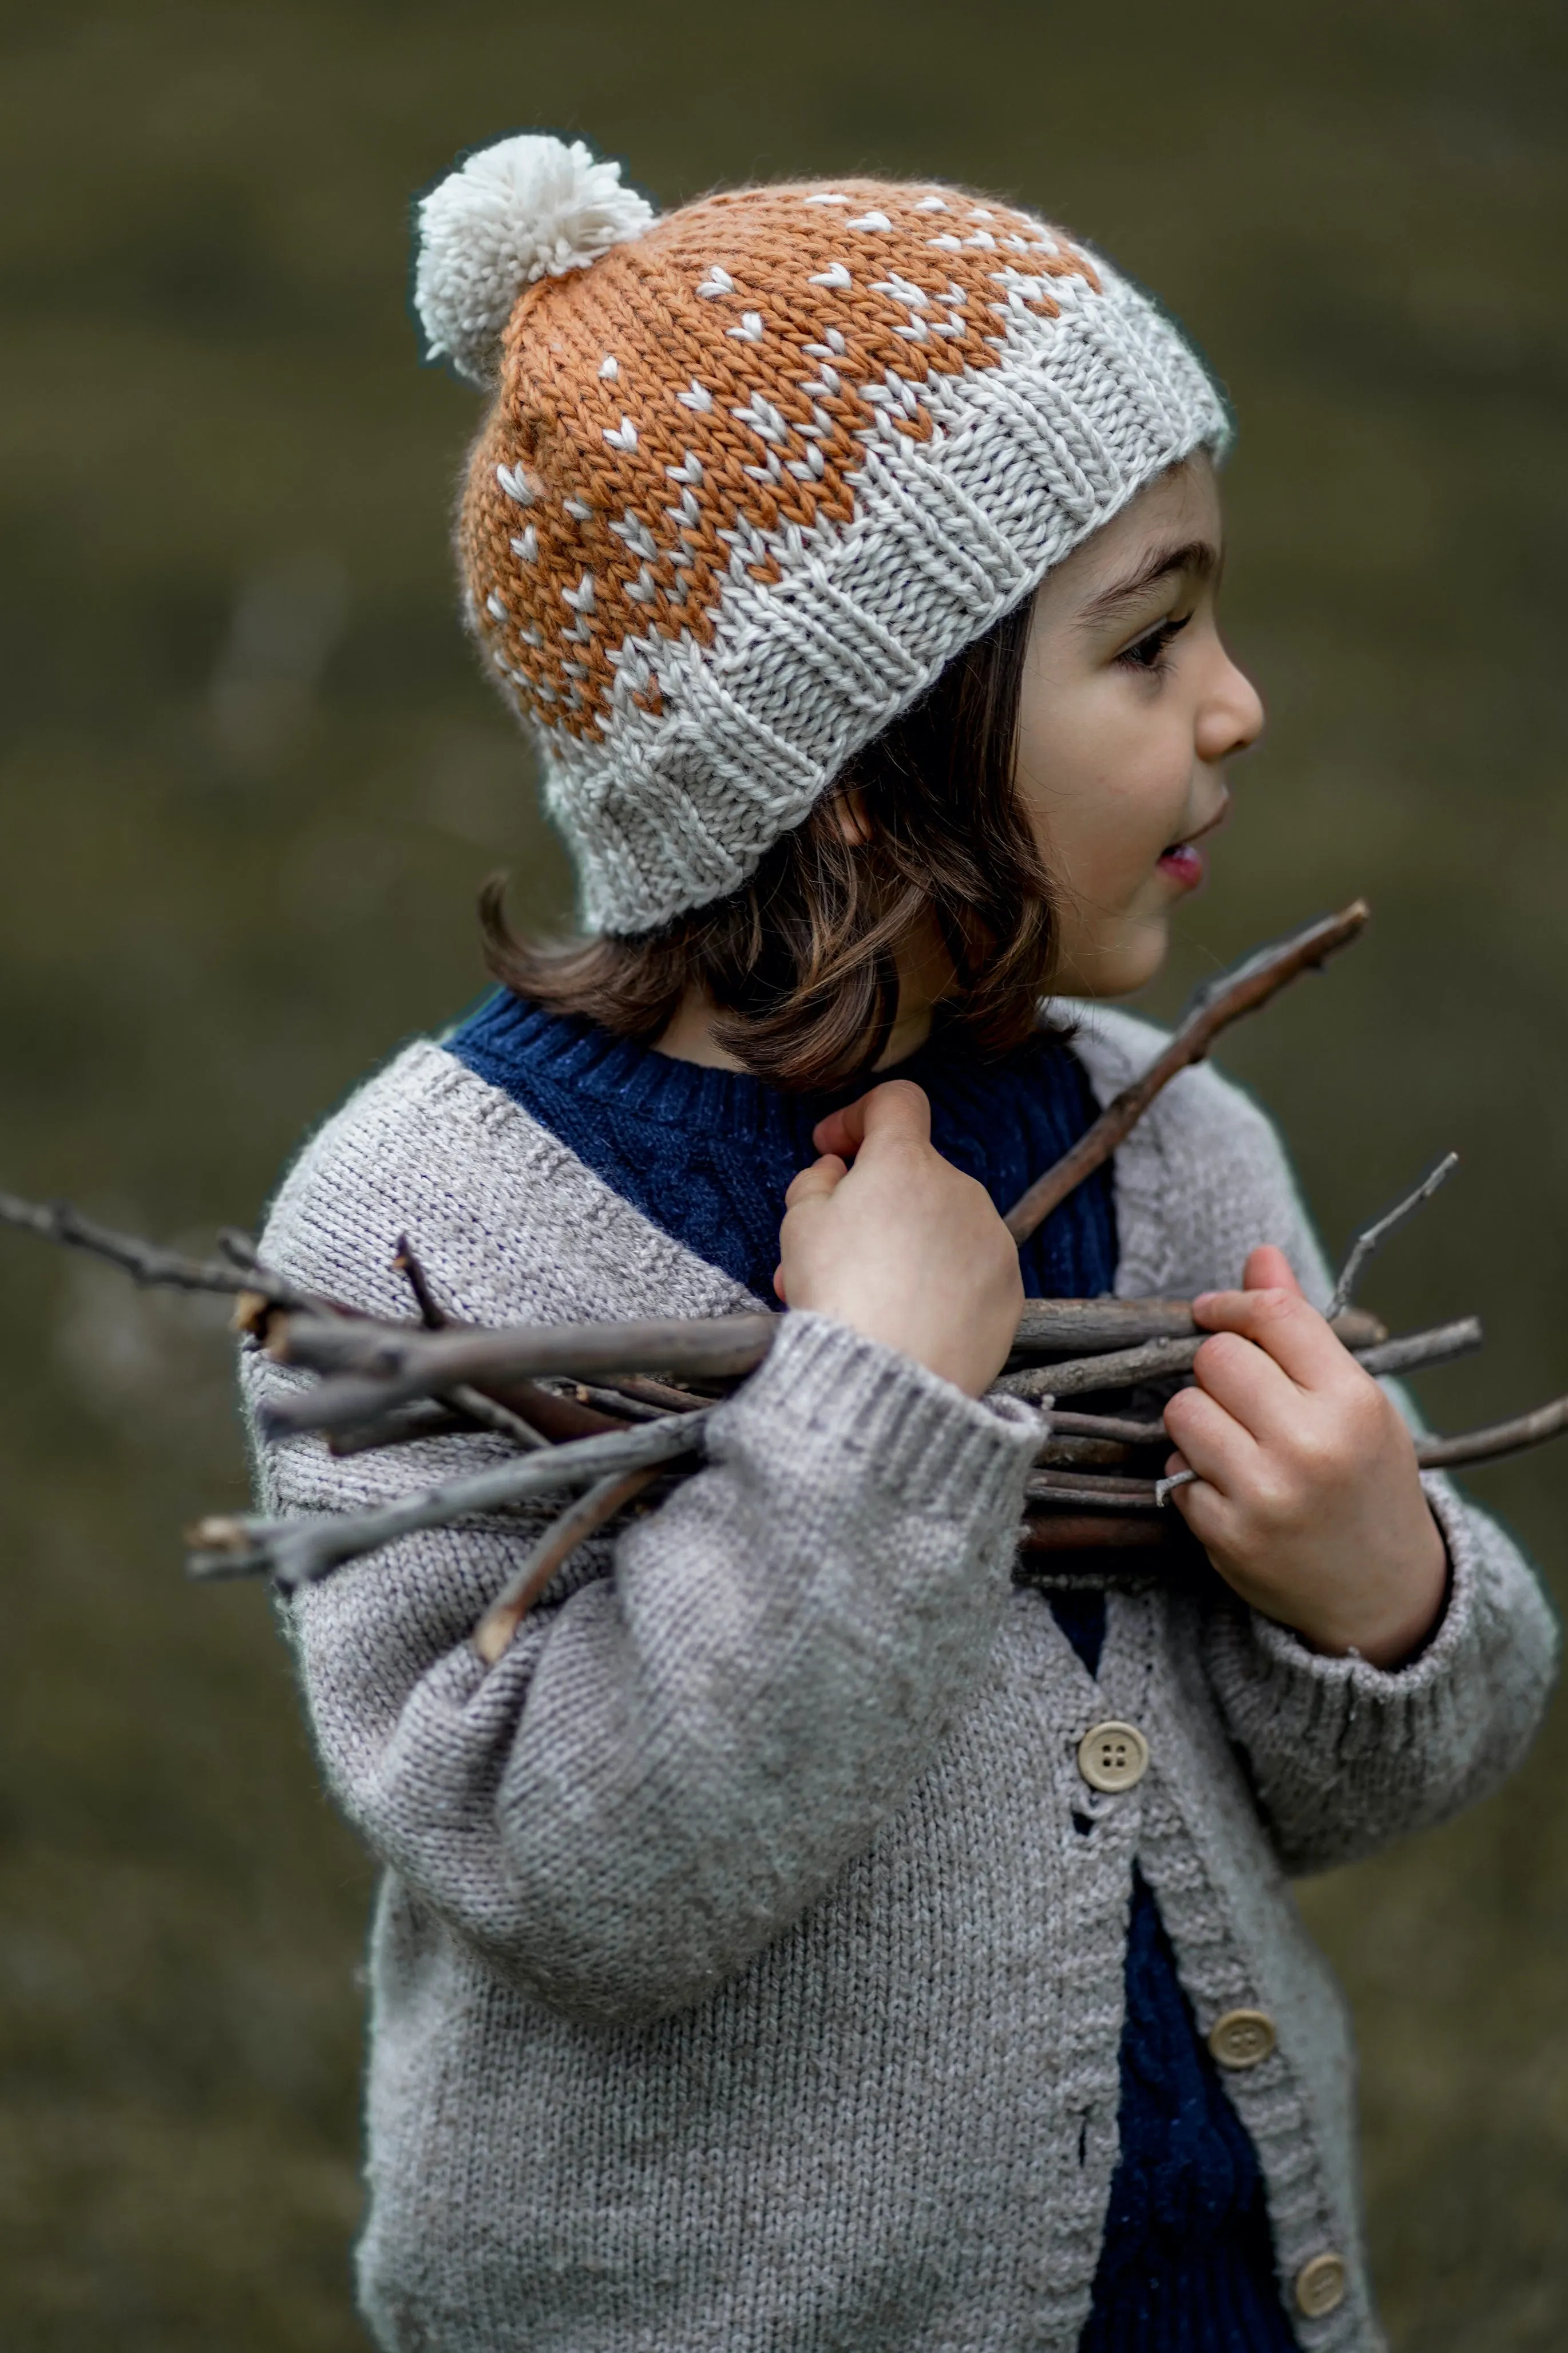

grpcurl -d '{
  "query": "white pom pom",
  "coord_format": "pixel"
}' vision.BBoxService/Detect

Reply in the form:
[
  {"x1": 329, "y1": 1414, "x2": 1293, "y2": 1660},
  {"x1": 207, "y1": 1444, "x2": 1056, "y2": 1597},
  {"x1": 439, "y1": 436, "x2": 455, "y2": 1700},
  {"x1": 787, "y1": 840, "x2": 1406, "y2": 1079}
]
[{"x1": 415, "y1": 134, "x2": 655, "y2": 386}]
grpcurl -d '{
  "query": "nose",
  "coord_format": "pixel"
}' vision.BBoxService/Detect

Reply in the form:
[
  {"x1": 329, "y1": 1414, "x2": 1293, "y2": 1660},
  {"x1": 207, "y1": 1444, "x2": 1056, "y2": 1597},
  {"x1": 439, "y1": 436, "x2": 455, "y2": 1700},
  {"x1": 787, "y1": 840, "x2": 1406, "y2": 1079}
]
[{"x1": 1197, "y1": 646, "x2": 1265, "y2": 765}]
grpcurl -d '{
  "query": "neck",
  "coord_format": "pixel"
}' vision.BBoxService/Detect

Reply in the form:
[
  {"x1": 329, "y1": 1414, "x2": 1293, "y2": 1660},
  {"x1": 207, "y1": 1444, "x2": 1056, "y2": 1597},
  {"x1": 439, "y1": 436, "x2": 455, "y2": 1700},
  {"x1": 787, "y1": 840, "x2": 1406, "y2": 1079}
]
[{"x1": 655, "y1": 923, "x2": 954, "y2": 1075}]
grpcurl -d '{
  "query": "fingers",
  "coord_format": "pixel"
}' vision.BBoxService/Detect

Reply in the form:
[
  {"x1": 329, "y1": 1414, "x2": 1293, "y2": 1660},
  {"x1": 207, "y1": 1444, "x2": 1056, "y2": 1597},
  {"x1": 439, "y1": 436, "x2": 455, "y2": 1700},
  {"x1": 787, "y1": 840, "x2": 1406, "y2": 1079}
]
[
  {"x1": 1191, "y1": 1263, "x2": 1347, "y2": 1391},
  {"x1": 1244, "y1": 1243, "x2": 1301, "y2": 1296},
  {"x1": 778, "y1": 1076, "x2": 1020, "y2": 1395},
  {"x1": 1187, "y1": 1330, "x2": 1305, "y2": 1448},
  {"x1": 777, "y1": 1156, "x2": 849, "y2": 1302},
  {"x1": 1162, "y1": 1381, "x2": 1262, "y2": 1495},
  {"x1": 783, "y1": 1154, "x2": 848, "y2": 1210},
  {"x1": 1161, "y1": 1392, "x2": 1257, "y2": 1554},
  {"x1": 1189, "y1": 1241, "x2": 1299, "y2": 1326},
  {"x1": 811, "y1": 1079, "x2": 930, "y2": 1163}
]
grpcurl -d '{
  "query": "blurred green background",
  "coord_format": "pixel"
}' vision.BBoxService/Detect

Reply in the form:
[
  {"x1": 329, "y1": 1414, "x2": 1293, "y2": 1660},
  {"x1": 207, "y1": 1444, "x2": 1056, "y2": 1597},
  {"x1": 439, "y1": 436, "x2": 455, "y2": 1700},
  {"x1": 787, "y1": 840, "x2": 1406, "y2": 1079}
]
[{"x1": 1, "y1": 0, "x2": 1565, "y2": 2343}]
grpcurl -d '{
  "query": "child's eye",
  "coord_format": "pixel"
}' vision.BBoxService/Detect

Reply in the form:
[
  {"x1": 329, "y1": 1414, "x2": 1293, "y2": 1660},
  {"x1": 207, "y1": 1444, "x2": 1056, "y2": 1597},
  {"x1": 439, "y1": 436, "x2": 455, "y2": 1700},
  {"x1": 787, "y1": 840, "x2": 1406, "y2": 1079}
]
[{"x1": 1117, "y1": 612, "x2": 1192, "y2": 674}]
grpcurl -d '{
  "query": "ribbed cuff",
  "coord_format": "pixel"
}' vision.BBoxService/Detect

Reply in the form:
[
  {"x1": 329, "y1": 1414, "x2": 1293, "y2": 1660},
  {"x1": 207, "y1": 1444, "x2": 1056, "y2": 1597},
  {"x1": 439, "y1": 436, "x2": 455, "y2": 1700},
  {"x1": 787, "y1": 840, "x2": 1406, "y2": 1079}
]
[
  {"x1": 1234, "y1": 1475, "x2": 1482, "y2": 1726},
  {"x1": 713, "y1": 1310, "x2": 1042, "y2": 1525}
]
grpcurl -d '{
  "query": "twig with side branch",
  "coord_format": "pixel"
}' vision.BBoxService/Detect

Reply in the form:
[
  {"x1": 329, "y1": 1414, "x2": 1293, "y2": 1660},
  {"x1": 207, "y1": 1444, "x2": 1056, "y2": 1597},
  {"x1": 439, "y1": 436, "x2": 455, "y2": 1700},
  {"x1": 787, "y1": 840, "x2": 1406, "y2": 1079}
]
[
  {"x1": 471, "y1": 1466, "x2": 663, "y2": 1662},
  {"x1": 1326, "y1": 1151, "x2": 1460, "y2": 1321},
  {"x1": 1004, "y1": 901, "x2": 1371, "y2": 1243},
  {"x1": 0, "y1": 1188, "x2": 320, "y2": 1312},
  {"x1": 187, "y1": 1410, "x2": 707, "y2": 1591}
]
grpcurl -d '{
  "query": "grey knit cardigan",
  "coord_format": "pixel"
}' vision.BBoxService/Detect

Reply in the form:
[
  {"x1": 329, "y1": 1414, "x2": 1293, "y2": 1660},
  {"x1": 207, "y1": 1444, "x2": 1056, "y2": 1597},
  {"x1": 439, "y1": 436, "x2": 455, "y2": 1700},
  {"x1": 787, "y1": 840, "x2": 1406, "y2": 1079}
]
[{"x1": 243, "y1": 1003, "x2": 1557, "y2": 2353}]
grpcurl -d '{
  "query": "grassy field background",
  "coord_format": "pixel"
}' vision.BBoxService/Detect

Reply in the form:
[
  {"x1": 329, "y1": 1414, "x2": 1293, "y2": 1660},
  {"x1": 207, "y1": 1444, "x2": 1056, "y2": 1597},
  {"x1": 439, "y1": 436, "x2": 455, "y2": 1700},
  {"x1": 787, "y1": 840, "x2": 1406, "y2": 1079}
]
[{"x1": 1, "y1": 1, "x2": 1565, "y2": 2343}]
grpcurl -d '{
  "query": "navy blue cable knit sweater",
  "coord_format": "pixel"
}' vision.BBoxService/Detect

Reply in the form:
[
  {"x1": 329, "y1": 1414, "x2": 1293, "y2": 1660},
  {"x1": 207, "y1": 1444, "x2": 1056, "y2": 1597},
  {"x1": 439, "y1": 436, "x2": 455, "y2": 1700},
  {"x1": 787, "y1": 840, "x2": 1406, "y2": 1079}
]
[{"x1": 448, "y1": 988, "x2": 1294, "y2": 2348}]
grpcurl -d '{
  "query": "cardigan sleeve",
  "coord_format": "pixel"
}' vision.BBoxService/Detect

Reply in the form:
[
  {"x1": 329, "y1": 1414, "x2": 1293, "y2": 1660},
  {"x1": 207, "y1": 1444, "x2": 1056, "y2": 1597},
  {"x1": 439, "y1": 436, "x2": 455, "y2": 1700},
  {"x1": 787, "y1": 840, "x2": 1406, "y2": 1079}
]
[
  {"x1": 248, "y1": 1311, "x2": 1040, "y2": 2027},
  {"x1": 1201, "y1": 1477, "x2": 1558, "y2": 1873},
  {"x1": 1066, "y1": 1004, "x2": 1559, "y2": 1873}
]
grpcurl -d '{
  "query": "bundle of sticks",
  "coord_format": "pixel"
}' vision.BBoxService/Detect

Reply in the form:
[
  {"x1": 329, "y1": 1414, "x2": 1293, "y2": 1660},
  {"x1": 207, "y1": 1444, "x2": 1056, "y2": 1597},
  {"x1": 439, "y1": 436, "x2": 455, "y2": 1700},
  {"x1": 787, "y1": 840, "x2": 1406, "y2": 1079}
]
[{"x1": 6, "y1": 900, "x2": 1567, "y2": 1665}]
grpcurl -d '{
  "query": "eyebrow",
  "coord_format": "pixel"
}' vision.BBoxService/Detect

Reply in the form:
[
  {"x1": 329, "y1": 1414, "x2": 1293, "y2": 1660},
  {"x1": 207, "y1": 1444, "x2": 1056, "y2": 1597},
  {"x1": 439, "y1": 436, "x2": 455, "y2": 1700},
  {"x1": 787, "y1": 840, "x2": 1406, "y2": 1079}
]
[{"x1": 1076, "y1": 537, "x2": 1221, "y2": 627}]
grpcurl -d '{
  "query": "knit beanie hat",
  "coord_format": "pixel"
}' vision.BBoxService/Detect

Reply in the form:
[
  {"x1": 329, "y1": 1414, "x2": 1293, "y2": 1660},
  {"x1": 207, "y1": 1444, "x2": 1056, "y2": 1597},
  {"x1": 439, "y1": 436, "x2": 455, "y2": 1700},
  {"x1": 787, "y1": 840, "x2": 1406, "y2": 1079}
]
[{"x1": 414, "y1": 135, "x2": 1230, "y2": 935}]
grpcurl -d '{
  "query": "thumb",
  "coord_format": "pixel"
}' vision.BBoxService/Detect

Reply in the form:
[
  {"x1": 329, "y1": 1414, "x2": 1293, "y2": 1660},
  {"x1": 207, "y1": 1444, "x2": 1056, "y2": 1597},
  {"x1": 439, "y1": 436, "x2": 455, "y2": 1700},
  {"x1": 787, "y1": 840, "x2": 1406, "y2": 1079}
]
[{"x1": 813, "y1": 1079, "x2": 931, "y2": 1164}]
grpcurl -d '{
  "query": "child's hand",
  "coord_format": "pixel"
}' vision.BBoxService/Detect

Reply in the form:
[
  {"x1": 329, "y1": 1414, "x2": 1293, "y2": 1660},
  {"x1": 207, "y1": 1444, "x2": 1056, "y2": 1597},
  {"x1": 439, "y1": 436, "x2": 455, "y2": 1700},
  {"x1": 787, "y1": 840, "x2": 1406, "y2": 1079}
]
[
  {"x1": 775, "y1": 1081, "x2": 1024, "y2": 1399},
  {"x1": 1162, "y1": 1245, "x2": 1448, "y2": 1668}
]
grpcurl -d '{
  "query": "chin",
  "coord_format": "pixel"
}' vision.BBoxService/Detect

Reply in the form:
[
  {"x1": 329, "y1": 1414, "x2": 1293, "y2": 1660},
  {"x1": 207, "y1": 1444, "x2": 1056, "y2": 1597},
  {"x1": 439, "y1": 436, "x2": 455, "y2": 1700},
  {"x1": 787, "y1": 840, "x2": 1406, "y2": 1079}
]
[{"x1": 1081, "y1": 919, "x2": 1171, "y2": 1000}]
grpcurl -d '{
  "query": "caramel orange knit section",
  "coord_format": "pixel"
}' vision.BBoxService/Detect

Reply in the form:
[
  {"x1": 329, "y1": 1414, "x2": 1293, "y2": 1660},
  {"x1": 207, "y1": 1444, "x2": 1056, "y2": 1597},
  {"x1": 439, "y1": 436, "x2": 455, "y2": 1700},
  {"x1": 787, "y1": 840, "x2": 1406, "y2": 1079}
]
[{"x1": 459, "y1": 181, "x2": 1098, "y2": 741}]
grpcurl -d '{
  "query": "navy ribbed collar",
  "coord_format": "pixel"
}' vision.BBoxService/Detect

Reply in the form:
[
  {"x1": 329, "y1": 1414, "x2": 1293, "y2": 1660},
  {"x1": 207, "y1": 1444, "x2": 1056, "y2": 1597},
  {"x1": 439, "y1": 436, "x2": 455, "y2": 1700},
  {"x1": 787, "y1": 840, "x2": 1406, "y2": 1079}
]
[{"x1": 444, "y1": 988, "x2": 1063, "y2": 1148}]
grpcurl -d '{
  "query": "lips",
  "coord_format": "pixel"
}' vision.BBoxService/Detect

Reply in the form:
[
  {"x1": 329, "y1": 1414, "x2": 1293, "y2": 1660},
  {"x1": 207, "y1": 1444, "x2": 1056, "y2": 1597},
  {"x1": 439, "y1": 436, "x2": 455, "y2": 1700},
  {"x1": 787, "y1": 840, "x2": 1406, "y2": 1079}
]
[
  {"x1": 1157, "y1": 842, "x2": 1206, "y2": 889},
  {"x1": 1157, "y1": 793, "x2": 1230, "y2": 892}
]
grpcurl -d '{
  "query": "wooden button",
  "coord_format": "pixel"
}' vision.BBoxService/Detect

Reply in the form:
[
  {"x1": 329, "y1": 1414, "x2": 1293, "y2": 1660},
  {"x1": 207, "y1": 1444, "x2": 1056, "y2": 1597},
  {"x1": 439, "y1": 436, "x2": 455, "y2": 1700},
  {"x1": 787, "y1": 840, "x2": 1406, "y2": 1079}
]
[
  {"x1": 1076, "y1": 1721, "x2": 1150, "y2": 1793},
  {"x1": 1209, "y1": 2008, "x2": 1277, "y2": 2070},
  {"x1": 1294, "y1": 2252, "x2": 1347, "y2": 2317}
]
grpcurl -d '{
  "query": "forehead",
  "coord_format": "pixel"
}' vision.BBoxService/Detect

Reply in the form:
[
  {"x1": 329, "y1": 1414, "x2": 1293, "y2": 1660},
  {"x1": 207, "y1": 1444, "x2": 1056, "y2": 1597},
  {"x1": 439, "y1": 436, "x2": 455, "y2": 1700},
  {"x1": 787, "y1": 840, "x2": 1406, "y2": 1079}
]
[{"x1": 1040, "y1": 457, "x2": 1223, "y2": 612}]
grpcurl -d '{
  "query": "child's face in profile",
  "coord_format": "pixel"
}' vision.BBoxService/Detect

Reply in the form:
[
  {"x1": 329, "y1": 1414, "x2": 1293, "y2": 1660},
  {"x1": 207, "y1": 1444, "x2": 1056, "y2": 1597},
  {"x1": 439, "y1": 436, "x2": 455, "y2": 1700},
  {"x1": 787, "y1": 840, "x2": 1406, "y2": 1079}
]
[{"x1": 1016, "y1": 454, "x2": 1265, "y2": 999}]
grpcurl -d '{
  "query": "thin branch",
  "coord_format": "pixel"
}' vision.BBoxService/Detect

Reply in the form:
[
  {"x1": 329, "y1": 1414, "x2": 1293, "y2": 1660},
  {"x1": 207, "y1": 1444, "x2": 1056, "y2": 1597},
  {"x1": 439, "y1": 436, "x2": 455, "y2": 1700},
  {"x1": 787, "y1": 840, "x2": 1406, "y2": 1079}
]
[
  {"x1": 1035, "y1": 1433, "x2": 1151, "y2": 1470},
  {"x1": 387, "y1": 1240, "x2": 553, "y2": 1448},
  {"x1": 1326, "y1": 1152, "x2": 1459, "y2": 1320},
  {"x1": 1038, "y1": 1391, "x2": 1568, "y2": 1477},
  {"x1": 1011, "y1": 1297, "x2": 1209, "y2": 1354},
  {"x1": 442, "y1": 1382, "x2": 551, "y2": 1450},
  {"x1": 187, "y1": 1410, "x2": 706, "y2": 1590},
  {"x1": 387, "y1": 1237, "x2": 553, "y2": 1445},
  {"x1": 262, "y1": 1312, "x2": 780, "y2": 1440},
  {"x1": 328, "y1": 1401, "x2": 474, "y2": 1457},
  {"x1": 1008, "y1": 1296, "x2": 1388, "y2": 1358},
  {"x1": 995, "y1": 1314, "x2": 1481, "y2": 1403},
  {"x1": 1017, "y1": 1513, "x2": 1181, "y2": 1554},
  {"x1": 481, "y1": 1379, "x2": 631, "y2": 1444},
  {"x1": 552, "y1": 1380, "x2": 667, "y2": 1423},
  {"x1": 1004, "y1": 901, "x2": 1371, "y2": 1243},
  {"x1": 393, "y1": 1235, "x2": 448, "y2": 1330},
  {"x1": 330, "y1": 1378, "x2": 623, "y2": 1453},
  {"x1": 1416, "y1": 1395, "x2": 1568, "y2": 1472},
  {"x1": 591, "y1": 1373, "x2": 711, "y2": 1415},
  {"x1": 472, "y1": 1466, "x2": 662, "y2": 1663},
  {"x1": 1003, "y1": 1307, "x2": 1384, "y2": 1398},
  {"x1": 1353, "y1": 1319, "x2": 1483, "y2": 1379},
  {"x1": 1042, "y1": 1409, "x2": 1169, "y2": 1445},
  {"x1": 1025, "y1": 1472, "x2": 1162, "y2": 1510},
  {"x1": 0, "y1": 1187, "x2": 320, "y2": 1311}
]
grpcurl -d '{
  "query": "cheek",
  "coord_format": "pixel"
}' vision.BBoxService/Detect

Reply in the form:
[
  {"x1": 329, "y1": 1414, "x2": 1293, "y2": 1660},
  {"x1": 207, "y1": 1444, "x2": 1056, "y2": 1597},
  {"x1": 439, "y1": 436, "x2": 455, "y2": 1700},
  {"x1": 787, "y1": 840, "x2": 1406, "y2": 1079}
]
[{"x1": 1019, "y1": 716, "x2": 1192, "y2": 904}]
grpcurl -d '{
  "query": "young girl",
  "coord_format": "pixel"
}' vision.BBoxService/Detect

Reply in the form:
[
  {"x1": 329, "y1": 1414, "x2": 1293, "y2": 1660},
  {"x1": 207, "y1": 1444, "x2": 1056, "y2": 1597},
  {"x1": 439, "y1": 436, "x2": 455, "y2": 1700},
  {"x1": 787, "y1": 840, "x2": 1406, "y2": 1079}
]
[{"x1": 247, "y1": 137, "x2": 1556, "y2": 2351}]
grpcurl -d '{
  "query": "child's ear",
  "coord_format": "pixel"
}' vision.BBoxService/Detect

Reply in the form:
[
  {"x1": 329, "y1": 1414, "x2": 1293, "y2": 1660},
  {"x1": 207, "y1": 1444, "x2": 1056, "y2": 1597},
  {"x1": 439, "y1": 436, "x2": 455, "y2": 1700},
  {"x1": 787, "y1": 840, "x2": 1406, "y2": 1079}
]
[{"x1": 831, "y1": 788, "x2": 873, "y2": 848}]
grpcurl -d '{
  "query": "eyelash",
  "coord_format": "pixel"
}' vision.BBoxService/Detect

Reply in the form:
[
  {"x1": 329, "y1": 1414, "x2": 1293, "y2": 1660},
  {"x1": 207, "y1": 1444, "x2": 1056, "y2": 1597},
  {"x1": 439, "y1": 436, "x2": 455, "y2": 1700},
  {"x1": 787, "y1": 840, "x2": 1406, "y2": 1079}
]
[{"x1": 1117, "y1": 612, "x2": 1191, "y2": 675}]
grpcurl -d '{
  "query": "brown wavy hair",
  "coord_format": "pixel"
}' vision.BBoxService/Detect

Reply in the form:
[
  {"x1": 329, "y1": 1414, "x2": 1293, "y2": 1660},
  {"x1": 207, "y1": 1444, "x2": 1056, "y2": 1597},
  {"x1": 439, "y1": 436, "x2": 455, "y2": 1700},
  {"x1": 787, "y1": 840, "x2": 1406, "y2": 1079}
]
[{"x1": 480, "y1": 593, "x2": 1058, "y2": 1092}]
